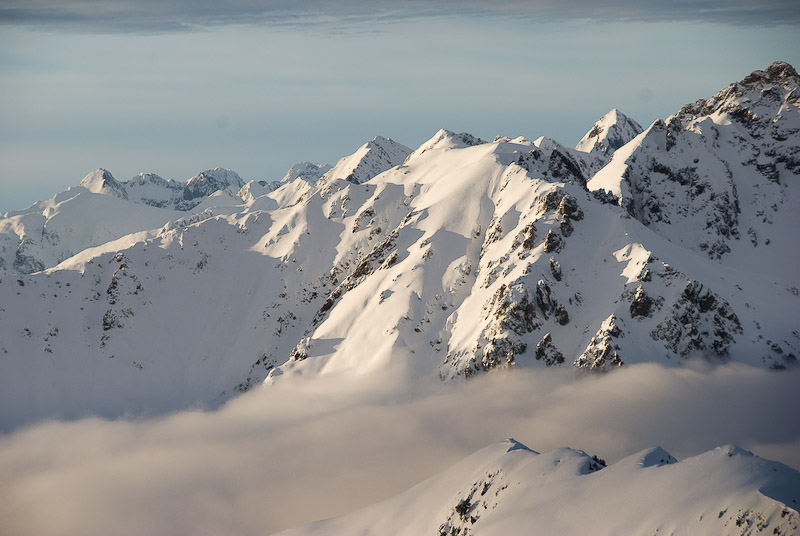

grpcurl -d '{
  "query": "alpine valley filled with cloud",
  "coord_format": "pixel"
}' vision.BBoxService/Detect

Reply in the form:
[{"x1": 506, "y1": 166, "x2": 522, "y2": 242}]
[{"x1": 2, "y1": 60, "x2": 800, "y2": 535}]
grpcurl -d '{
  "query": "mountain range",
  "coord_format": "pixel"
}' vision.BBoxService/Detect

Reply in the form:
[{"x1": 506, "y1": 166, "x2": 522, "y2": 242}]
[{"x1": 1, "y1": 61, "x2": 798, "y2": 430}]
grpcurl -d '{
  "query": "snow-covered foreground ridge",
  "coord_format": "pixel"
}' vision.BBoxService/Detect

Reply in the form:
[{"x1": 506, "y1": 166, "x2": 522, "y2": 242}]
[
  {"x1": 0, "y1": 61, "x2": 798, "y2": 427},
  {"x1": 277, "y1": 439, "x2": 800, "y2": 536}
]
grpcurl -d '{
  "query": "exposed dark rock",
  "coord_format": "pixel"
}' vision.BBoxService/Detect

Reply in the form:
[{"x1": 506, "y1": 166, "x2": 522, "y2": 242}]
[
  {"x1": 487, "y1": 283, "x2": 540, "y2": 335},
  {"x1": 549, "y1": 257, "x2": 562, "y2": 281},
  {"x1": 102, "y1": 309, "x2": 120, "y2": 331},
  {"x1": 548, "y1": 149, "x2": 587, "y2": 186},
  {"x1": 511, "y1": 223, "x2": 536, "y2": 251},
  {"x1": 543, "y1": 230, "x2": 562, "y2": 253},
  {"x1": 592, "y1": 189, "x2": 619, "y2": 205},
  {"x1": 560, "y1": 217, "x2": 574, "y2": 237},
  {"x1": 554, "y1": 304, "x2": 570, "y2": 325},
  {"x1": 481, "y1": 337, "x2": 522, "y2": 370},
  {"x1": 575, "y1": 315, "x2": 624, "y2": 370},
  {"x1": 290, "y1": 338, "x2": 311, "y2": 361},
  {"x1": 629, "y1": 284, "x2": 655, "y2": 318},
  {"x1": 352, "y1": 207, "x2": 376, "y2": 233},
  {"x1": 312, "y1": 230, "x2": 398, "y2": 326},
  {"x1": 535, "y1": 332, "x2": 564, "y2": 366},
  {"x1": 534, "y1": 279, "x2": 557, "y2": 319},
  {"x1": 651, "y1": 281, "x2": 742, "y2": 358},
  {"x1": 535, "y1": 190, "x2": 563, "y2": 215},
  {"x1": 13, "y1": 239, "x2": 45, "y2": 274},
  {"x1": 558, "y1": 195, "x2": 584, "y2": 221}
]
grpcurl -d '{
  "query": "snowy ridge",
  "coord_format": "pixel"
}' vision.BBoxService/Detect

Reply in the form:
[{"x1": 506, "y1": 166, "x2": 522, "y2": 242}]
[
  {"x1": 277, "y1": 439, "x2": 800, "y2": 536},
  {"x1": 0, "y1": 62, "x2": 798, "y2": 428},
  {"x1": 575, "y1": 108, "x2": 644, "y2": 157}
]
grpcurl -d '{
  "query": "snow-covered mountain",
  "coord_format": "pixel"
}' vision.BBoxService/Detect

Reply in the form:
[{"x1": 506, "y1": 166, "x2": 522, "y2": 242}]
[
  {"x1": 589, "y1": 61, "x2": 800, "y2": 267},
  {"x1": 1, "y1": 62, "x2": 798, "y2": 428},
  {"x1": 320, "y1": 135, "x2": 412, "y2": 185},
  {"x1": 575, "y1": 108, "x2": 643, "y2": 157},
  {"x1": 80, "y1": 167, "x2": 246, "y2": 210},
  {"x1": 277, "y1": 439, "x2": 800, "y2": 536},
  {"x1": 0, "y1": 167, "x2": 247, "y2": 276}
]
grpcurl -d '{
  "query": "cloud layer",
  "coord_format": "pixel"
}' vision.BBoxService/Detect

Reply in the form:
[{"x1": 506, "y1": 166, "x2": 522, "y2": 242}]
[
  {"x1": 1, "y1": 363, "x2": 798, "y2": 535},
  {"x1": 2, "y1": 0, "x2": 798, "y2": 33}
]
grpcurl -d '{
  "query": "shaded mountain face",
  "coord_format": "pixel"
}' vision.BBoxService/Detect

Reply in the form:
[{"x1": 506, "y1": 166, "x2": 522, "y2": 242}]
[
  {"x1": 0, "y1": 62, "x2": 798, "y2": 427},
  {"x1": 276, "y1": 439, "x2": 800, "y2": 536}
]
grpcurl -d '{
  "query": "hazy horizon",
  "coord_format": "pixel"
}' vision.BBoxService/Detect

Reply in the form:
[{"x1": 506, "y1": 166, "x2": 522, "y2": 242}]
[{"x1": 1, "y1": 1, "x2": 799, "y2": 211}]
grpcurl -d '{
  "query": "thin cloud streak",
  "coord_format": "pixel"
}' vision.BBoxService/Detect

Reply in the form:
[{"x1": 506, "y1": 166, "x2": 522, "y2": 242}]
[
  {"x1": 2, "y1": 0, "x2": 799, "y2": 34},
  {"x1": 1, "y1": 363, "x2": 798, "y2": 535}
]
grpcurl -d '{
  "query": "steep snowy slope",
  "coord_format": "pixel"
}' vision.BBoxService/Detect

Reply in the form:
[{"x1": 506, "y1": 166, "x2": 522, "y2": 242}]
[
  {"x1": 575, "y1": 108, "x2": 643, "y2": 157},
  {"x1": 277, "y1": 439, "x2": 800, "y2": 536},
  {"x1": 0, "y1": 62, "x2": 798, "y2": 428}
]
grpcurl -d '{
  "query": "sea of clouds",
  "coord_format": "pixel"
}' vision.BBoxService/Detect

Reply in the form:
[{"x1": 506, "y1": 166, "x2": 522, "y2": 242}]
[{"x1": 2, "y1": 362, "x2": 798, "y2": 535}]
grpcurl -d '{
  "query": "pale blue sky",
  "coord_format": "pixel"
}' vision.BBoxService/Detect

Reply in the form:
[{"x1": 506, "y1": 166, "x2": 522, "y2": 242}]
[{"x1": 1, "y1": 2, "x2": 799, "y2": 211}]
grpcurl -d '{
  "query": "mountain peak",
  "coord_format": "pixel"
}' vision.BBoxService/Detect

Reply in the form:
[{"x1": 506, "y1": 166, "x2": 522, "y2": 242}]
[
  {"x1": 504, "y1": 438, "x2": 536, "y2": 453},
  {"x1": 367, "y1": 135, "x2": 397, "y2": 147},
  {"x1": 405, "y1": 129, "x2": 486, "y2": 163},
  {"x1": 79, "y1": 168, "x2": 114, "y2": 188},
  {"x1": 741, "y1": 60, "x2": 799, "y2": 88},
  {"x1": 186, "y1": 167, "x2": 245, "y2": 189},
  {"x1": 714, "y1": 444, "x2": 755, "y2": 458},
  {"x1": 79, "y1": 168, "x2": 128, "y2": 200},
  {"x1": 183, "y1": 168, "x2": 245, "y2": 202},
  {"x1": 576, "y1": 109, "x2": 643, "y2": 157},
  {"x1": 677, "y1": 61, "x2": 799, "y2": 122},
  {"x1": 322, "y1": 135, "x2": 411, "y2": 185},
  {"x1": 426, "y1": 129, "x2": 486, "y2": 150}
]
